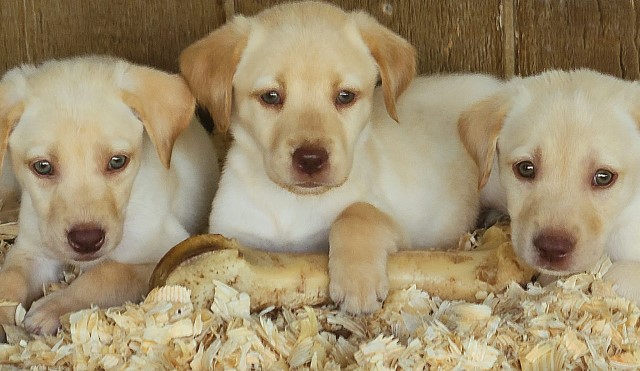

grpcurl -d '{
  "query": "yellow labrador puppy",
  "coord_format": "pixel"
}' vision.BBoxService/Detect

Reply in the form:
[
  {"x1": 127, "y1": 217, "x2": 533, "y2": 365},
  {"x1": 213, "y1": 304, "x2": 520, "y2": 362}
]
[
  {"x1": 0, "y1": 56, "x2": 218, "y2": 338},
  {"x1": 181, "y1": 1, "x2": 501, "y2": 314},
  {"x1": 460, "y1": 69, "x2": 640, "y2": 305}
]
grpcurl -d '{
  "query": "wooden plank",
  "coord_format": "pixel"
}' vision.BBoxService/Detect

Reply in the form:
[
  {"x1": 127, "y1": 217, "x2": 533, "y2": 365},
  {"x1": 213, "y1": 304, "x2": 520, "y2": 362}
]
[
  {"x1": 5, "y1": 0, "x2": 640, "y2": 80},
  {"x1": 404, "y1": 0, "x2": 504, "y2": 76},
  {"x1": 235, "y1": 0, "x2": 505, "y2": 77},
  {"x1": 515, "y1": 0, "x2": 640, "y2": 79},
  {"x1": 3, "y1": 0, "x2": 226, "y2": 73},
  {"x1": 0, "y1": 2, "x2": 31, "y2": 72}
]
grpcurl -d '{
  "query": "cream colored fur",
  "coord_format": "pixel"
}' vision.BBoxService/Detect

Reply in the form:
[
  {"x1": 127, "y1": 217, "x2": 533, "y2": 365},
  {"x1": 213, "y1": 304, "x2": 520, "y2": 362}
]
[
  {"x1": 181, "y1": 1, "x2": 501, "y2": 314},
  {"x1": 0, "y1": 56, "x2": 219, "y2": 338},
  {"x1": 460, "y1": 69, "x2": 640, "y2": 305}
]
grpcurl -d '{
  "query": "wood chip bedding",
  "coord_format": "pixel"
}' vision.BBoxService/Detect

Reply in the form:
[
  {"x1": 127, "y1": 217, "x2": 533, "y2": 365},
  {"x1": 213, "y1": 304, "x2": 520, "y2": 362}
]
[{"x1": 0, "y1": 216, "x2": 639, "y2": 369}]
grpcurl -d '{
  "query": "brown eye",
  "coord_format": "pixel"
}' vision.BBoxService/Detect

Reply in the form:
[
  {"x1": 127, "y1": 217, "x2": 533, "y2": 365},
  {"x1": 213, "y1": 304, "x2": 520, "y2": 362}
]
[
  {"x1": 260, "y1": 90, "x2": 282, "y2": 106},
  {"x1": 514, "y1": 160, "x2": 535, "y2": 179},
  {"x1": 108, "y1": 155, "x2": 128, "y2": 171},
  {"x1": 32, "y1": 160, "x2": 54, "y2": 176},
  {"x1": 335, "y1": 90, "x2": 356, "y2": 105},
  {"x1": 592, "y1": 169, "x2": 616, "y2": 188}
]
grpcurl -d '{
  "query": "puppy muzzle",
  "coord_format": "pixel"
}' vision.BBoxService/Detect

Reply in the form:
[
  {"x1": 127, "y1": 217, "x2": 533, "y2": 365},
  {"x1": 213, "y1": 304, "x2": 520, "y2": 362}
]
[
  {"x1": 66, "y1": 223, "x2": 107, "y2": 261},
  {"x1": 532, "y1": 229, "x2": 576, "y2": 272},
  {"x1": 289, "y1": 144, "x2": 339, "y2": 191}
]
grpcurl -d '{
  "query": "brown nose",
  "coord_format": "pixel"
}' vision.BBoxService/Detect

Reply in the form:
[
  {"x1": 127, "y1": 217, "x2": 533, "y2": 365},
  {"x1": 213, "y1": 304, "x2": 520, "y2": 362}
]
[
  {"x1": 533, "y1": 230, "x2": 575, "y2": 262},
  {"x1": 67, "y1": 226, "x2": 105, "y2": 254},
  {"x1": 292, "y1": 146, "x2": 328, "y2": 175}
]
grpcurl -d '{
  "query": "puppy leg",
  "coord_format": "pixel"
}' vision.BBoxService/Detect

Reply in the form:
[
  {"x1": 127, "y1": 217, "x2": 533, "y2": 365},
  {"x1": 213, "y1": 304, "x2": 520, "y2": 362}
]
[
  {"x1": 23, "y1": 260, "x2": 154, "y2": 335},
  {"x1": 0, "y1": 248, "x2": 60, "y2": 341},
  {"x1": 329, "y1": 202, "x2": 408, "y2": 314},
  {"x1": 603, "y1": 260, "x2": 640, "y2": 306}
]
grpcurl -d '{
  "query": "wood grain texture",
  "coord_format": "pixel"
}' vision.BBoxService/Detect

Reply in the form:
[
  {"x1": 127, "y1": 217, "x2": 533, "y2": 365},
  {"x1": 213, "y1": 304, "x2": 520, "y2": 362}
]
[
  {"x1": 515, "y1": 0, "x2": 640, "y2": 79},
  {"x1": 2, "y1": 1, "x2": 640, "y2": 79},
  {"x1": 235, "y1": 0, "x2": 506, "y2": 76},
  {"x1": 1, "y1": 0, "x2": 227, "y2": 73},
  {"x1": 0, "y1": 2, "x2": 31, "y2": 72}
]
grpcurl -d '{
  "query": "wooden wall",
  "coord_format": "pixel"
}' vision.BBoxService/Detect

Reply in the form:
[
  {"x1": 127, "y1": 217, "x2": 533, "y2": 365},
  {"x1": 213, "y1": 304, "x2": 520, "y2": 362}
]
[{"x1": 1, "y1": 0, "x2": 639, "y2": 79}]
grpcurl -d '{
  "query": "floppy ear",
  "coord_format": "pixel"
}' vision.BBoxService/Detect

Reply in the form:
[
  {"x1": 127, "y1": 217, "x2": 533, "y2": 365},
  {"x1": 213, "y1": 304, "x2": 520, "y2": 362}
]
[
  {"x1": 180, "y1": 17, "x2": 250, "y2": 134},
  {"x1": 352, "y1": 12, "x2": 416, "y2": 122},
  {"x1": 120, "y1": 64, "x2": 195, "y2": 169},
  {"x1": 458, "y1": 93, "x2": 511, "y2": 189},
  {"x1": 0, "y1": 68, "x2": 29, "y2": 173}
]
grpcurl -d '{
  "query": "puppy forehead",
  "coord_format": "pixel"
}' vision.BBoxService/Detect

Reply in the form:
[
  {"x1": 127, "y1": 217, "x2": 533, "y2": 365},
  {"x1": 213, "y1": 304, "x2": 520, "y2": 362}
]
[
  {"x1": 235, "y1": 16, "x2": 376, "y2": 90},
  {"x1": 501, "y1": 87, "x2": 640, "y2": 163},
  {"x1": 251, "y1": 73, "x2": 365, "y2": 91},
  {"x1": 9, "y1": 94, "x2": 142, "y2": 155}
]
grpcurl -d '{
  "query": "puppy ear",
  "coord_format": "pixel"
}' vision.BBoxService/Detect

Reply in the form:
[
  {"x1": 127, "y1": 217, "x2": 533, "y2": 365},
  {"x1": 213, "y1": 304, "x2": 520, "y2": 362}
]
[
  {"x1": 458, "y1": 93, "x2": 511, "y2": 189},
  {"x1": 180, "y1": 17, "x2": 249, "y2": 134},
  {"x1": 119, "y1": 64, "x2": 196, "y2": 169},
  {"x1": 353, "y1": 12, "x2": 416, "y2": 122},
  {"x1": 0, "y1": 68, "x2": 29, "y2": 173}
]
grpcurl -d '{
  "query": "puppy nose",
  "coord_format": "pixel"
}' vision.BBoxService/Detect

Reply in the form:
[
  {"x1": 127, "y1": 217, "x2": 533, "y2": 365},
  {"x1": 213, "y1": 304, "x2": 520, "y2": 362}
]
[
  {"x1": 67, "y1": 226, "x2": 105, "y2": 254},
  {"x1": 533, "y1": 230, "x2": 575, "y2": 262},
  {"x1": 292, "y1": 146, "x2": 328, "y2": 175}
]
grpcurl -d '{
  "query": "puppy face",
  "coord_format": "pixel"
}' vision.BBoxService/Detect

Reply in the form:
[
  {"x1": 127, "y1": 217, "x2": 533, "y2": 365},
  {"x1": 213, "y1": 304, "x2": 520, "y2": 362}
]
[
  {"x1": 180, "y1": 1, "x2": 415, "y2": 194},
  {"x1": 9, "y1": 90, "x2": 143, "y2": 263},
  {"x1": 233, "y1": 21, "x2": 380, "y2": 193},
  {"x1": 460, "y1": 70, "x2": 640, "y2": 275},
  {"x1": 0, "y1": 58, "x2": 195, "y2": 264}
]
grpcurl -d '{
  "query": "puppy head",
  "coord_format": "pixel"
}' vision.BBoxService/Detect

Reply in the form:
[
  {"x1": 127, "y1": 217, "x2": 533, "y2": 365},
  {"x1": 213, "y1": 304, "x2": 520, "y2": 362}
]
[
  {"x1": 0, "y1": 57, "x2": 194, "y2": 264},
  {"x1": 459, "y1": 69, "x2": 640, "y2": 274},
  {"x1": 180, "y1": 1, "x2": 416, "y2": 194}
]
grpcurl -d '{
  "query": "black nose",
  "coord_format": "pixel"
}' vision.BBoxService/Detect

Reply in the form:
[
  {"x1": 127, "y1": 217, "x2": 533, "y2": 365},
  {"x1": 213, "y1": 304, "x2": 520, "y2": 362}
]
[
  {"x1": 292, "y1": 146, "x2": 328, "y2": 175},
  {"x1": 533, "y1": 230, "x2": 575, "y2": 262},
  {"x1": 67, "y1": 226, "x2": 105, "y2": 254}
]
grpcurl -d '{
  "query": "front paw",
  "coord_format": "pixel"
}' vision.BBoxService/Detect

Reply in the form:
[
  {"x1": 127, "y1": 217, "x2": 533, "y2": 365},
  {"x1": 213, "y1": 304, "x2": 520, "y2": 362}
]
[
  {"x1": 23, "y1": 291, "x2": 77, "y2": 335},
  {"x1": 329, "y1": 260, "x2": 389, "y2": 314},
  {"x1": 603, "y1": 261, "x2": 640, "y2": 306}
]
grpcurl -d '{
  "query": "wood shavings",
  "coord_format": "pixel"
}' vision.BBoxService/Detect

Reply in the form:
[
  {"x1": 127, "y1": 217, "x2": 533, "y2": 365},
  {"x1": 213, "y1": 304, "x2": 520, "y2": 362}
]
[
  {"x1": 0, "y1": 195, "x2": 19, "y2": 247},
  {"x1": 0, "y1": 223, "x2": 18, "y2": 242},
  {"x1": 0, "y1": 240, "x2": 11, "y2": 266},
  {"x1": 2, "y1": 325, "x2": 32, "y2": 345},
  {"x1": 209, "y1": 280, "x2": 251, "y2": 321},
  {"x1": 1, "y1": 226, "x2": 639, "y2": 369},
  {"x1": 13, "y1": 304, "x2": 25, "y2": 327}
]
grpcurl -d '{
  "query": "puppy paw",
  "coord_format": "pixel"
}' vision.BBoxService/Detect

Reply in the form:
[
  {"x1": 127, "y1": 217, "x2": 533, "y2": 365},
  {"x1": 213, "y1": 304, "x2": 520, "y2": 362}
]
[
  {"x1": 23, "y1": 292, "x2": 76, "y2": 335},
  {"x1": 329, "y1": 262, "x2": 389, "y2": 314},
  {"x1": 603, "y1": 261, "x2": 640, "y2": 306}
]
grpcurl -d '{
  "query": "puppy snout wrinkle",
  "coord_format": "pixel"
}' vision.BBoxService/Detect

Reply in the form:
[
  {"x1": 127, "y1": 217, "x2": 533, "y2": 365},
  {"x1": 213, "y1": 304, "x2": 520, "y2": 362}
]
[
  {"x1": 293, "y1": 146, "x2": 329, "y2": 175},
  {"x1": 67, "y1": 225, "x2": 106, "y2": 254},
  {"x1": 533, "y1": 230, "x2": 575, "y2": 262}
]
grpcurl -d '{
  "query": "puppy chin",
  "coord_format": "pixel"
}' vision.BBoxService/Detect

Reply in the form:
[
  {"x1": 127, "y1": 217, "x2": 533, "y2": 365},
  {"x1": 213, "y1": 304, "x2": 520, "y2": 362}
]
[
  {"x1": 535, "y1": 265, "x2": 577, "y2": 276},
  {"x1": 530, "y1": 252, "x2": 601, "y2": 276},
  {"x1": 70, "y1": 254, "x2": 106, "y2": 268},
  {"x1": 286, "y1": 182, "x2": 335, "y2": 195},
  {"x1": 64, "y1": 239, "x2": 116, "y2": 267},
  {"x1": 266, "y1": 166, "x2": 348, "y2": 195},
  {"x1": 531, "y1": 255, "x2": 572, "y2": 273}
]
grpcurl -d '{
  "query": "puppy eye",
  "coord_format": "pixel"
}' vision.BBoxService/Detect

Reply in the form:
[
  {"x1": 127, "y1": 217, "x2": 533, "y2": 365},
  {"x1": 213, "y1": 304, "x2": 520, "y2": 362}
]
[
  {"x1": 260, "y1": 90, "x2": 283, "y2": 106},
  {"x1": 335, "y1": 90, "x2": 356, "y2": 106},
  {"x1": 514, "y1": 160, "x2": 535, "y2": 180},
  {"x1": 32, "y1": 160, "x2": 54, "y2": 176},
  {"x1": 108, "y1": 155, "x2": 128, "y2": 171},
  {"x1": 592, "y1": 169, "x2": 616, "y2": 188}
]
